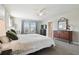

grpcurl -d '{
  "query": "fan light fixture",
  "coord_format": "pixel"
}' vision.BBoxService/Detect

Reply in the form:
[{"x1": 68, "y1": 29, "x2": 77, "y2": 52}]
[{"x1": 38, "y1": 8, "x2": 46, "y2": 16}]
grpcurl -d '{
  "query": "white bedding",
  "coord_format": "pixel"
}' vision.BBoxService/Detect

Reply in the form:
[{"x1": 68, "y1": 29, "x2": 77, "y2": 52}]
[{"x1": 0, "y1": 34, "x2": 55, "y2": 55}]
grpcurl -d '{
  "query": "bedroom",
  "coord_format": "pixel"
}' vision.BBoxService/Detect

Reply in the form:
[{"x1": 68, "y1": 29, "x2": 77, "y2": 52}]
[{"x1": 0, "y1": 4, "x2": 79, "y2": 55}]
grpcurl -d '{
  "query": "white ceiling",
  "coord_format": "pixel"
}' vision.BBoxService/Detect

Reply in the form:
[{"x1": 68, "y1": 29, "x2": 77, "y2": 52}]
[{"x1": 5, "y1": 4, "x2": 79, "y2": 20}]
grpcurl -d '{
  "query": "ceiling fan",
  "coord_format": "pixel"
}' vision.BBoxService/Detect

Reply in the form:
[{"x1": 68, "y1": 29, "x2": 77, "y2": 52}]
[{"x1": 36, "y1": 8, "x2": 47, "y2": 16}]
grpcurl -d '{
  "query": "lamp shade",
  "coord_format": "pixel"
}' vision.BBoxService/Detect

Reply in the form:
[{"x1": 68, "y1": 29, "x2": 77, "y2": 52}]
[{"x1": 0, "y1": 20, "x2": 6, "y2": 36}]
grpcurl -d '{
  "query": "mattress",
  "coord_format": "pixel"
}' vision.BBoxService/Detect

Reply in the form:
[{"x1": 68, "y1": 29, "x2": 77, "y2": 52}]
[{"x1": 0, "y1": 34, "x2": 55, "y2": 55}]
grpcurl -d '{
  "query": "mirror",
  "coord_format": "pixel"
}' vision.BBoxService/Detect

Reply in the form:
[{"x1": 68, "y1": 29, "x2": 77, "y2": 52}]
[{"x1": 58, "y1": 17, "x2": 69, "y2": 30}]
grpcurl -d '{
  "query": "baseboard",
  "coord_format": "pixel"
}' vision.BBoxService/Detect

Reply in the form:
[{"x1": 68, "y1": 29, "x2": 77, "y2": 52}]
[{"x1": 72, "y1": 42, "x2": 79, "y2": 46}]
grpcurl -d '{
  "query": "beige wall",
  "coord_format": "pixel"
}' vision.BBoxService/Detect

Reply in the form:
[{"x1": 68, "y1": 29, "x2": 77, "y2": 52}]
[
  {"x1": 51, "y1": 9, "x2": 79, "y2": 44},
  {"x1": 39, "y1": 9, "x2": 79, "y2": 44},
  {"x1": 0, "y1": 20, "x2": 6, "y2": 36},
  {"x1": 2, "y1": 4, "x2": 79, "y2": 44},
  {"x1": 13, "y1": 18, "x2": 22, "y2": 33}
]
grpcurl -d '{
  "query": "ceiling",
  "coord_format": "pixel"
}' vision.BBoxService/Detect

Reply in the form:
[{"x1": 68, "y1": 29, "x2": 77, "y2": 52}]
[{"x1": 5, "y1": 4, "x2": 79, "y2": 20}]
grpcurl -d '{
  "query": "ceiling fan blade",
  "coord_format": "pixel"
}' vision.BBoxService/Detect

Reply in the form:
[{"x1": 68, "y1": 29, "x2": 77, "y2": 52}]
[{"x1": 40, "y1": 8, "x2": 46, "y2": 12}]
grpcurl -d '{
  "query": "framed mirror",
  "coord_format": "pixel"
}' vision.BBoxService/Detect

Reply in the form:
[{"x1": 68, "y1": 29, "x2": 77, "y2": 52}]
[{"x1": 58, "y1": 17, "x2": 68, "y2": 30}]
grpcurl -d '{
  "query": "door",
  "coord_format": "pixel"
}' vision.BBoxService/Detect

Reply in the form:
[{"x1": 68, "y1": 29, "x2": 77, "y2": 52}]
[{"x1": 48, "y1": 22, "x2": 53, "y2": 38}]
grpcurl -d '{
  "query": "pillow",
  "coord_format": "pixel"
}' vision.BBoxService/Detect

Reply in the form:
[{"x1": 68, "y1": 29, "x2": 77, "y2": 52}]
[
  {"x1": 10, "y1": 29, "x2": 17, "y2": 34},
  {"x1": 0, "y1": 43, "x2": 2, "y2": 49},
  {"x1": 6, "y1": 31, "x2": 18, "y2": 41},
  {"x1": 0, "y1": 36, "x2": 9, "y2": 43},
  {"x1": 0, "y1": 40, "x2": 2, "y2": 44}
]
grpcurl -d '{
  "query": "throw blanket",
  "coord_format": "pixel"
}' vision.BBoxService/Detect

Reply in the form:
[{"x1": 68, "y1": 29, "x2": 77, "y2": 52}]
[{"x1": 0, "y1": 40, "x2": 32, "y2": 52}]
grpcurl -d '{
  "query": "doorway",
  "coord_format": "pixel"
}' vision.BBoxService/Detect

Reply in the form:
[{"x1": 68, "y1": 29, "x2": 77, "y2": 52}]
[{"x1": 48, "y1": 22, "x2": 53, "y2": 38}]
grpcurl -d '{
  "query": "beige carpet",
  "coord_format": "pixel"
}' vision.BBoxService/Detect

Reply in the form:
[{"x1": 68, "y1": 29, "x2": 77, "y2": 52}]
[{"x1": 30, "y1": 40, "x2": 79, "y2": 55}]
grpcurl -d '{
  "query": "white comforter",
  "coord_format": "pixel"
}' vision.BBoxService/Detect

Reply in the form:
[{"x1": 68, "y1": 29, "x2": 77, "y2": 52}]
[{"x1": 0, "y1": 34, "x2": 55, "y2": 55}]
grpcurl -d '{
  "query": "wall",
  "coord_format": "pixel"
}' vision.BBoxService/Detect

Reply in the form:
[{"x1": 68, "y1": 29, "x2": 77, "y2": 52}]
[
  {"x1": 13, "y1": 17, "x2": 22, "y2": 33},
  {"x1": 36, "y1": 20, "x2": 52, "y2": 36},
  {"x1": 50, "y1": 9, "x2": 79, "y2": 44},
  {"x1": 35, "y1": 21, "x2": 42, "y2": 34},
  {"x1": 5, "y1": 10, "x2": 11, "y2": 30},
  {"x1": 13, "y1": 17, "x2": 40, "y2": 34},
  {"x1": 0, "y1": 5, "x2": 9, "y2": 36},
  {"x1": 0, "y1": 5, "x2": 5, "y2": 19},
  {"x1": 2, "y1": 5, "x2": 11, "y2": 31},
  {"x1": 37, "y1": 8, "x2": 79, "y2": 44},
  {"x1": 0, "y1": 20, "x2": 6, "y2": 36},
  {"x1": 36, "y1": 21, "x2": 46, "y2": 34},
  {"x1": 2, "y1": 4, "x2": 79, "y2": 44}
]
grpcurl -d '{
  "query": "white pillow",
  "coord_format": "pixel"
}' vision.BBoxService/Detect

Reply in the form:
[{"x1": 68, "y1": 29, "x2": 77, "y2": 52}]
[{"x1": 0, "y1": 36, "x2": 9, "y2": 43}]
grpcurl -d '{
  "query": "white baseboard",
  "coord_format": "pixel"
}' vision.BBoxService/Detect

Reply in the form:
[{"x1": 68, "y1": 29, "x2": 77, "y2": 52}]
[{"x1": 72, "y1": 42, "x2": 79, "y2": 45}]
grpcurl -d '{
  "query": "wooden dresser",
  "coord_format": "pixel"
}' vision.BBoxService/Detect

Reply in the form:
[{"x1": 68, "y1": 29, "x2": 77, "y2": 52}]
[{"x1": 53, "y1": 30, "x2": 72, "y2": 43}]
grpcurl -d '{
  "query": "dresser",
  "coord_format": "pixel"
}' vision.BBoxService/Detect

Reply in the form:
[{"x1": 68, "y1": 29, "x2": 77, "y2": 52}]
[
  {"x1": 53, "y1": 30, "x2": 72, "y2": 43},
  {"x1": 40, "y1": 29, "x2": 46, "y2": 36}
]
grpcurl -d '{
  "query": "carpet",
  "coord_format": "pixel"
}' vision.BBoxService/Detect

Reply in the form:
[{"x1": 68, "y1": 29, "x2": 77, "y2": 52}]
[{"x1": 29, "y1": 40, "x2": 79, "y2": 55}]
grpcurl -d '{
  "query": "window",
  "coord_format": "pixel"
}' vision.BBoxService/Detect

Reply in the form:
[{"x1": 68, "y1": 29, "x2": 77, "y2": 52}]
[
  {"x1": 21, "y1": 20, "x2": 36, "y2": 34},
  {"x1": 30, "y1": 22, "x2": 36, "y2": 33}
]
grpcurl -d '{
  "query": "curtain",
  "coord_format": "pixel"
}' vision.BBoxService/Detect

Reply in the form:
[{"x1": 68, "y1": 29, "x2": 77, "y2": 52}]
[{"x1": 21, "y1": 20, "x2": 36, "y2": 34}]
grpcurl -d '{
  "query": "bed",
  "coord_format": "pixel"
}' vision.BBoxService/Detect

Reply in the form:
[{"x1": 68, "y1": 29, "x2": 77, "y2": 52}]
[{"x1": 0, "y1": 34, "x2": 55, "y2": 55}]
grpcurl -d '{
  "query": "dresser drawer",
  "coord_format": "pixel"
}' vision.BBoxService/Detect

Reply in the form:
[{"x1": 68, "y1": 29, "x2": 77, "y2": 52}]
[{"x1": 53, "y1": 31, "x2": 72, "y2": 43}]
